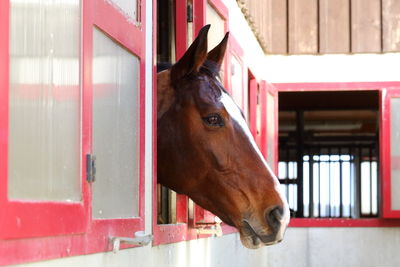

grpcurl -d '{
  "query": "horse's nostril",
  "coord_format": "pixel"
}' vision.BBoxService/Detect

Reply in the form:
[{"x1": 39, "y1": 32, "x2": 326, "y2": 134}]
[{"x1": 265, "y1": 206, "x2": 284, "y2": 232}]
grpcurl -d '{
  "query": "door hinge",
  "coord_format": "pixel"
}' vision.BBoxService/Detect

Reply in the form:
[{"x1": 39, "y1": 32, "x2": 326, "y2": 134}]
[
  {"x1": 86, "y1": 154, "x2": 96, "y2": 183},
  {"x1": 187, "y1": 3, "x2": 193, "y2": 23}
]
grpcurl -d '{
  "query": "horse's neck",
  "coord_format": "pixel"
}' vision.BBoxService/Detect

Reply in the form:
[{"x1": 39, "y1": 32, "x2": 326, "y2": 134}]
[{"x1": 157, "y1": 70, "x2": 175, "y2": 120}]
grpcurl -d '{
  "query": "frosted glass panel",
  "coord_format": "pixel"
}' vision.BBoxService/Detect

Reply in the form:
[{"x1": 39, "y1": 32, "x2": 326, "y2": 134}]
[
  {"x1": 110, "y1": 0, "x2": 138, "y2": 21},
  {"x1": 230, "y1": 56, "x2": 243, "y2": 109},
  {"x1": 8, "y1": 0, "x2": 81, "y2": 201},
  {"x1": 266, "y1": 92, "x2": 275, "y2": 168},
  {"x1": 92, "y1": 28, "x2": 140, "y2": 219},
  {"x1": 391, "y1": 98, "x2": 400, "y2": 210}
]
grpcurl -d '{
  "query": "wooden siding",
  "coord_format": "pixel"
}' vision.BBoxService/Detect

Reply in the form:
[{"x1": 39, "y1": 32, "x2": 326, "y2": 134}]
[
  {"x1": 288, "y1": 0, "x2": 318, "y2": 54},
  {"x1": 351, "y1": 0, "x2": 381, "y2": 53},
  {"x1": 383, "y1": 0, "x2": 400, "y2": 52},
  {"x1": 319, "y1": 0, "x2": 350, "y2": 53},
  {"x1": 237, "y1": 0, "x2": 400, "y2": 54}
]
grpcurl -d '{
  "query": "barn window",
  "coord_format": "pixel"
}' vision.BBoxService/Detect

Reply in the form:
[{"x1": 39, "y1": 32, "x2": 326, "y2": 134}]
[
  {"x1": 206, "y1": 0, "x2": 227, "y2": 85},
  {"x1": 0, "y1": 0, "x2": 147, "y2": 262},
  {"x1": 155, "y1": 0, "x2": 191, "y2": 246},
  {"x1": 154, "y1": 0, "x2": 234, "y2": 245},
  {"x1": 92, "y1": 27, "x2": 140, "y2": 219},
  {"x1": 191, "y1": 0, "x2": 230, "y2": 229},
  {"x1": 0, "y1": 0, "x2": 86, "y2": 239},
  {"x1": 156, "y1": 0, "x2": 181, "y2": 227},
  {"x1": 228, "y1": 37, "x2": 249, "y2": 120},
  {"x1": 89, "y1": 0, "x2": 146, "y2": 239},
  {"x1": 382, "y1": 89, "x2": 400, "y2": 218},
  {"x1": 278, "y1": 91, "x2": 380, "y2": 218}
]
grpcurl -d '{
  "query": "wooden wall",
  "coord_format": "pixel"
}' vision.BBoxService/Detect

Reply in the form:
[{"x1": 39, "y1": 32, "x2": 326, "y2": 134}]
[{"x1": 237, "y1": 0, "x2": 400, "y2": 54}]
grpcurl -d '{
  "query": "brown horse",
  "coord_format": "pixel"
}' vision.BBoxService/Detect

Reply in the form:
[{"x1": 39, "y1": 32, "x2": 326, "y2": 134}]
[{"x1": 157, "y1": 25, "x2": 289, "y2": 249}]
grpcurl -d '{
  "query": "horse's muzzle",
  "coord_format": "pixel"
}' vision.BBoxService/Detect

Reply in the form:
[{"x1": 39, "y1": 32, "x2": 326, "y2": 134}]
[
  {"x1": 265, "y1": 205, "x2": 285, "y2": 232},
  {"x1": 241, "y1": 205, "x2": 288, "y2": 248}
]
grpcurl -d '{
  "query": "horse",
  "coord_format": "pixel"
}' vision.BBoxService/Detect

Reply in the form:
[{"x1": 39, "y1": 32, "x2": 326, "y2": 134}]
[{"x1": 157, "y1": 24, "x2": 290, "y2": 249}]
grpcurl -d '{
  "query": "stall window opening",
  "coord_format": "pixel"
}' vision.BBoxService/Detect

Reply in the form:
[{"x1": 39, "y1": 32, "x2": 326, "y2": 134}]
[{"x1": 278, "y1": 90, "x2": 380, "y2": 219}]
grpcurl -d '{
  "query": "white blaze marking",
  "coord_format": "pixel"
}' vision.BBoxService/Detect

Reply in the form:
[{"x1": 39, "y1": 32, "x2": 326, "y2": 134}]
[
  {"x1": 220, "y1": 91, "x2": 290, "y2": 225},
  {"x1": 220, "y1": 92, "x2": 274, "y2": 176}
]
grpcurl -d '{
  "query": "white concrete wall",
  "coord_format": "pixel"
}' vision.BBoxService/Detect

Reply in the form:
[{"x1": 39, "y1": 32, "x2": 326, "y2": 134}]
[
  {"x1": 268, "y1": 227, "x2": 400, "y2": 267},
  {"x1": 18, "y1": 234, "x2": 268, "y2": 267},
  {"x1": 18, "y1": 228, "x2": 400, "y2": 267},
  {"x1": 263, "y1": 54, "x2": 400, "y2": 83}
]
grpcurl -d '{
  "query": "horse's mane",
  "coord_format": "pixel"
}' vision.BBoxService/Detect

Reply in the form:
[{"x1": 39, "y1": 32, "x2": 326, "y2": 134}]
[{"x1": 201, "y1": 60, "x2": 220, "y2": 78}]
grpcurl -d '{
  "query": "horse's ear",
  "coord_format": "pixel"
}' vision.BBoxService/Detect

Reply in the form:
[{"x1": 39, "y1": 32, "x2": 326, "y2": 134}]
[
  {"x1": 207, "y1": 32, "x2": 229, "y2": 67},
  {"x1": 171, "y1": 24, "x2": 210, "y2": 84}
]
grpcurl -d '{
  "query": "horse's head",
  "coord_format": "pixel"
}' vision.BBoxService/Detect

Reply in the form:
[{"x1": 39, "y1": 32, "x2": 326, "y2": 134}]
[{"x1": 157, "y1": 25, "x2": 289, "y2": 249}]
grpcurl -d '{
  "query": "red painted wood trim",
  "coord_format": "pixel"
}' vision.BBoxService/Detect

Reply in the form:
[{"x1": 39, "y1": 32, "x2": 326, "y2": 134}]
[
  {"x1": 249, "y1": 79, "x2": 258, "y2": 138},
  {"x1": 263, "y1": 82, "x2": 279, "y2": 173},
  {"x1": 0, "y1": 0, "x2": 88, "y2": 240},
  {"x1": 191, "y1": 0, "x2": 231, "y2": 232},
  {"x1": 275, "y1": 82, "x2": 400, "y2": 219},
  {"x1": 193, "y1": 0, "x2": 206, "y2": 37},
  {"x1": 154, "y1": 0, "x2": 235, "y2": 244},
  {"x1": 274, "y1": 82, "x2": 400, "y2": 91},
  {"x1": 260, "y1": 81, "x2": 267, "y2": 157},
  {"x1": 289, "y1": 218, "x2": 400, "y2": 227},
  {"x1": 175, "y1": 0, "x2": 187, "y2": 61},
  {"x1": 272, "y1": 84, "x2": 279, "y2": 174},
  {"x1": 94, "y1": 0, "x2": 144, "y2": 57},
  {"x1": 0, "y1": 0, "x2": 147, "y2": 264},
  {"x1": 174, "y1": 0, "x2": 190, "y2": 224},
  {"x1": 0, "y1": 0, "x2": 10, "y2": 210},
  {"x1": 381, "y1": 89, "x2": 400, "y2": 218},
  {"x1": 176, "y1": 194, "x2": 189, "y2": 223},
  {"x1": 153, "y1": 0, "x2": 190, "y2": 245},
  {"x1": 208, "y1": 0, "x2": 228, "y2": 21},
  {"x1": 90, "y1": 0, "x2": 147, "y2": 236}
]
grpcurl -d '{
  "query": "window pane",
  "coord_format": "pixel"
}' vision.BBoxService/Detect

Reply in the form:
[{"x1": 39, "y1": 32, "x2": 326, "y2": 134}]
[
  {"x1": 391, "y1": 97, "x2": 400, "y2": 210},
  {"x1": 8, "y1": 0, "x2": 81, "y2": 201},
  {"x1": 92, "y1": 28, "x2": 140, "y2": 219},
  {"x1": 230, "y1": 56, "x2": 244, "y2": 109},
  {"x1": 110, "y1": 0, "x2": 138, "y2": 21}
]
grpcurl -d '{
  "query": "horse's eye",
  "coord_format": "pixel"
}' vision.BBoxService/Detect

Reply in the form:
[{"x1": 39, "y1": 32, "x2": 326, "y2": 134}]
[{"x1": 203, "y1": 114, "x2": 224, "y2": 127}]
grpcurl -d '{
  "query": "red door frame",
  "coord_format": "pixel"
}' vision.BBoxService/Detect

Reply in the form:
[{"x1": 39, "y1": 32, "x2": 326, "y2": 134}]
[
  {"x1": 259, "y1": 81, "x2": 268, "y2": 158},
  {"x1": 249, "y1": 78, "x2": 258, "y2": 139},
  {"x1": 381, "y1": 88, "x2": 400, "y2": 218},
  {"x1": 192, "y1": 0, "x2": 232, "y2": 230},
  {"x1": 274, "y1": 81, "x2": 400, "y2": 227},
  {"x1": 153, "y1": 0, "x2": 237, "y2": 246},
  {"x1": 89, "y1": 0, "x2": 146, "y2": 239},
  {"x1": 194, "y1": 0, "x2": 229, "y2": 88},
  {"x1": 264, "y1": 81, "x2": 279, "y2": 174},
  {"x1": 152, "y1": 0, "x2": 196, "y2": 246},
  {"x1": 0, "y1": 0, "x2": 147, "y2": 265}
]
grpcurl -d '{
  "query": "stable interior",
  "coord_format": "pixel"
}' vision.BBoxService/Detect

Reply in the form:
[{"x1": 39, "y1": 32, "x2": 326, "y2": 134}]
[{"x1": 278, "y1": 90, "x2": 380, "y2": 218}]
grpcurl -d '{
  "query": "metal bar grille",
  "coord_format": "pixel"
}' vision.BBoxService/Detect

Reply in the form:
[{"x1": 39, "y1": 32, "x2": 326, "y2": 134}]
[{"x1": 278, "y1": 144, "x2": 379, "y2": 218}]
